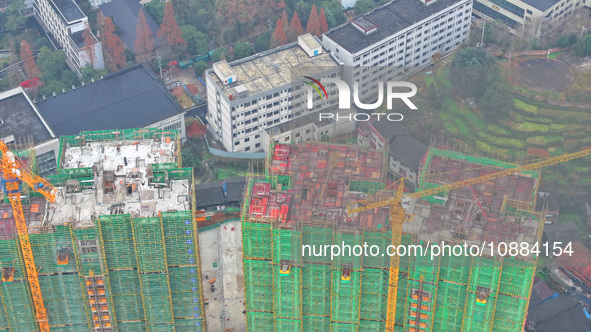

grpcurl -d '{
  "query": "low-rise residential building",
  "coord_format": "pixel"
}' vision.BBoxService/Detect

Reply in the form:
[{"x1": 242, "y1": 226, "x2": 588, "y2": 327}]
[
  {"x1": 34, "y1": 0, "x2": 104, "y2": 73},
  {"x1": 35, "y1": 63, "x2": 186, "y2": 139},
  {"x1": 357, "y1": 121, "x2": 427, "y2": 185},
  {"x1": 322, "y1": 0, "x2": 472, "y2": 103},
  {"x1": 0, "y1": 87, "x2": 59, "y2": 176},
  {"x1": 206, "y1": 34, "x2": 345, "y2": 152},
  {"x1": 473, "y1": 0, "x2": 591, "y2": 35}
]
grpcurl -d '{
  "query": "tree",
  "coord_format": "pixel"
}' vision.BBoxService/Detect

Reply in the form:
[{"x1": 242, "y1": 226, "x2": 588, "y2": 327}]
[
  {"x1": 20, "y1": 40, "x2": 40, "y2": 78},
  {"x1": 271, "y1": 18, "x2": 288, "y2": 47},
  {"x1": 145, "y1": 0, "x2": 166, "y2": 25},
  {"x1": 234, "y1": 41, "x2": 253, "y2": 59},
  {"x1": 353, "y1": 0, "x2": 374, "y2": 14},
  {"x1": 83, "y1": 29, "x2": 96, "y2": 68},
  {"x1": 37, "y1": 47, "x2": 68, "y2": 82},
  {"x1": 158, "y1": 2, "x2": 187, "y2": 53},
  {"x1": 255, "y1": 30, "x2": 272, "y2": 52},
  {"x1": 320, "y1": 1, "x2": 346, "y2": 28},
  {"x1": 171, "y1": 0, "x2": 192, "y2": 24},
  {"x1": 426, "y1": 83, "x2": 446, "y2": 109},
  {"x1": 449, "y1": 47, "x2": 498, "y2": 98},
  {"x1": 181, "y1": 25, "x2": 208, "y2": 55},
  {"x1": 81, "y1": 65, "x2": 108, "y2": 83},
  {"x1": 281, "y1": 11, "x2": 289, "y2": 30},
  {"x1": 194, "y1": 60, "x2": 208, "y2": 77},
  {"x1": 102, "y1": 17, "x2": 127, "y2": 71},
  {"x1": 479, "y1": 80, "x2": 513, "y2": 117},
  {"x1": 210, "y1": 47, "x2": 229, "y2": 62},
  {"x1": 306, "y1": 5, "x2": 320, "y2": 35},
  {"x1": 573, "y1": 34, "x2": 591, "y2": 57},
  {"x1": 61, "y1": 70, "x2": 80, "y2": 88},
  {"x1": 318, "y1": 8, "x2": 328, "y2": 34},
  {"x1": 134, "y1": 10, "x2": 154, "y2": 63},
  {"x1": 288, "y1": 11, "x2": 303, "y2": 42}
]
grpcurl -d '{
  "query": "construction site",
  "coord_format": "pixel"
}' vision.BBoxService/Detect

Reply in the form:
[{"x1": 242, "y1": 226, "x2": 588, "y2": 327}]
[
  {"x1": 0, "y1": 128, "x2": 205, "y2": 331},
  {"x1": 239, "y1": 140, "x2": 566, "y2": 332}
]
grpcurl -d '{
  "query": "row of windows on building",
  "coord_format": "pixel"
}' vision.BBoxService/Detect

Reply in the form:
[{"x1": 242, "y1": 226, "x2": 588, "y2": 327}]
[{"x1": 351, "y1": 5, "x2": 470, "y2": 61}]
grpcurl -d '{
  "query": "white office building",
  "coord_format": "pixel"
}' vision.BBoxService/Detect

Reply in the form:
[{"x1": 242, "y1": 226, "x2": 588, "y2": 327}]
[
  {"x1": 206, "y1": 34, "x2": 353, "y2": 153},
  {"x1": 34, "y1": 0, "x2": 104, "y2": 74},
  {"x1": 473, "y1": 0, "x2": 590, "y2": 35},
  {"x1": 322, "y1": 0, "x2": 472, "y2": 102}
]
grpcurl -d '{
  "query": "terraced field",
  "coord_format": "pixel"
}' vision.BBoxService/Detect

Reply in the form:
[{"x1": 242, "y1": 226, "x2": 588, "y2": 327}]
[{"x1": 417, "y1": 67, "x2": 591, "y2": 188}]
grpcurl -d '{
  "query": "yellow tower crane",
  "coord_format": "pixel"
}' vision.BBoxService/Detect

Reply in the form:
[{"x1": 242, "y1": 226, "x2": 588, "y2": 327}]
[
  {"x1": 0, "y1": 141, "x2": 57, "y2": 332},
  {"x1": 346, "y1": 148, "x2": 591, "y2": 332}
]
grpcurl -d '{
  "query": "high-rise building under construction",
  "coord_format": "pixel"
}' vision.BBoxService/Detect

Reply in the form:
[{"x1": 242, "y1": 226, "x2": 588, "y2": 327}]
[
  {"x1": 241, "y1": 141, "x2": 543, "y2": 331},
  {"x1": 0, "y1": 129, "x2": 205, "y2": 331}
]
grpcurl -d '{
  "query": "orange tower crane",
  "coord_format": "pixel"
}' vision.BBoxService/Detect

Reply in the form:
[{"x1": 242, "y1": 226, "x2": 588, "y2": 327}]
[
  {"x1": 347, "y1": 148, "x2": 591, "y2": 332},
  {"x1": 0, "y1": 142, "x2": 57, "y2": 332}
]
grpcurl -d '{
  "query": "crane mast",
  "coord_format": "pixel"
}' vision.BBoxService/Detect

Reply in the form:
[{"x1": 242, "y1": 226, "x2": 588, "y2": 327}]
[{"x1": 1, "y1": 142, "x2": 56, "y2": 332}]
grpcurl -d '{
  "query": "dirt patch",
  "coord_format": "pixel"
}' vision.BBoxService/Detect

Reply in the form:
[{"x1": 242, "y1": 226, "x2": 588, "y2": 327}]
[{"x1": 516, "y1": 58, "x2": 573, "y2": 92}]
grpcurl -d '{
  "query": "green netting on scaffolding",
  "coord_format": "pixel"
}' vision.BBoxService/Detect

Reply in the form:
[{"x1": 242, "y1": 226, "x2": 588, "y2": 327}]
[
  {"x1": 273, "y1": 266, "x2": 301, "y2": 319},
  {"x1": 117, "y1": 321, "x2": 146, "y2": 332},
  {"x1": 132, "y1": 218, "x2": 167, "y2": 273},
  {"x1": 332, "y1": 233, "x2": 362, "y2": 269},
  {"x1": 151, "y1": 163, "x2": 180, "y2": 173},
  {"x1": 462, "y1": 292, "x2": 496, "y2": 332},
  {"x1": 359, "y1": 320, "x2": 385, "y2": 331},
  {"x1": 39, "y1": 274, "x2": 87, "y2": 328},
  {"x1": 0, "y1": 239, "x2": 25, "y2": 280},
  {"x1": 469, "y1": 256, "x2": 502, "y2": 293},
  {"x1": 108, "y1": 270, "x2": 144, "y2": 322},
  {"x1": 168, "y1": 168, "x2": 192, "y2": 181},
  {"x1": 302, "y1": 264, "x2": 331, "y2": 316},
  {"x1": 360, "y1": 268, "x2": 387, "y2": 321},
  {"x1": 491, "y1": 294, "x2": 527, "y2": 332},
  {"x1": 30, "y1": 226, "x2": 77, "y2": 275},
  {"x1": 244, "y1": 259, "x2": 273, "y2": 312},
  {"x1": 330, "y1": 322, "x2": 358, "y2": 332},
  {"x1": 275, "y1": 318, "x2": 302, "y2": 332},
  {"x1": 498, "y1": 258, "x2": 535, "y2": 299},
  {"x1": 98, "y1": 215, "x2": 137, "y2": 270},
  {"x1": 302, "y1": 226, "x2": 332, "y2": 263},
  {"x1": 395, "y1": 275, "x2": 409, "y2": 324},
  {"x1": 408, "y1": 246, "x2": 439, "y2": 284},
  {"x1": 168, "y1": 267, "x2": 201, "y2": 319},
  {"x1": 140, "y1": 273, "x2": 173, "y2": 325},
  {"x1": 302, "y1": 315, "x2": 329, "y2": 331},
  {"x1": 247, "y1": 311, "x2": 274, "y2": 332},
  {"x1": 174, "y1": 318, "x2": 204, "y2": 332},
  {"x1": 0, "y1": 289, "x2": 7, "y2": 330},
  {"x1": 71, "y1": 226, "x2": 103, "y2": 276},
  {"x1": 349, "y1": 181, "x2": 384, "y2": 194},
  {"x1": 1, "y1": 282, "x2": 36, "y2": 331},
  {"x1": 48, "y1": 326, "x2": 90, "y2": 332},
  {"x1": 361, "y1": 230, "x2": 390, "y2": 268},
  {"x1": 439, "y1": 253, "x2": 472, "y2": 285},
  {"x1": 162, "y1": 212, "x2": 198, "y2": 268},
  {"x1": 60, "y1": 128, "x2": 177, "y2": 146},
  {"x1": 430, "y1": 148, "x2": 538, "y2": 177},
  {"x1": 433, "y1": 281, "x2": 466, "y2": 332},
  {"x1": 330, "y1": 270, "x2": 360, "y2": 324},
  {"x1": 398, "y1": 247, "x2": 413, "y2": 276},
  {"x1": 242, "y1": 222, "x2": 272, "y2": 259},
  {"x1": 272, "y1": 229, "x2": 301, "y2": 264},
  {"x1": 46, "y1": 168, "x2": 93, "y2": 188},
  {"x1": 144, "y1": 324, "x2": 174, "y2": 332}
]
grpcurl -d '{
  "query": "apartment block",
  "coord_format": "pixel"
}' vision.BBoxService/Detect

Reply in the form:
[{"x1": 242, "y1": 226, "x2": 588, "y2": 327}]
[
  {"x1": 34, "y1": 0, "x2": 104, "y2": 73},
  {"x1": 473, "y1": 0, "x2": 591, "y2": 35},
  {"x1": 322, "y1": 0, "x2": 472, "y2": 102},
  {"x1": 205, "y1": 34, "x2": 345, "y2": 153}
]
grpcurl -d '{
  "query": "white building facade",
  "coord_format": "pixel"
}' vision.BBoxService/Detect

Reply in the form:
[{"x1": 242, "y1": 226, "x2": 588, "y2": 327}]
[
  {"x1": 34, "y1": 0, "x2": 104, "y2": 74},
  {"x1": 322, "y1": 0, "x2": 472, "y2": 102},
  {"x1": 206, "y1": 34, "x2": 346, "y2": 153},
  {"x1": 473, "y1": 0, "x2": 590, "y2": 35}
]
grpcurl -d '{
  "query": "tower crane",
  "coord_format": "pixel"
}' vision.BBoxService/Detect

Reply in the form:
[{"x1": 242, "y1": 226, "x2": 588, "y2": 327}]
[
  {"x1": 0, "y1": 141, "x2": 57, "y2": 332},
  {"x1": 346, "y1": 148, "x2": 591, "y2": 332}
]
